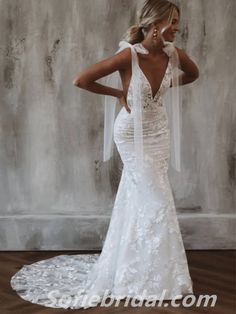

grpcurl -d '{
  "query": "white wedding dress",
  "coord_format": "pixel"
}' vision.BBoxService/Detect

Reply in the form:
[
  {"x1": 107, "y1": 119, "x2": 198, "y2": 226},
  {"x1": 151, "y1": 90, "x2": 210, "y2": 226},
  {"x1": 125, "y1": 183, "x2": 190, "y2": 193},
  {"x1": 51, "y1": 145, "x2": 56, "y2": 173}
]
[{"x1": 10, "y1": 43, "x2": 193, "y2": 309}]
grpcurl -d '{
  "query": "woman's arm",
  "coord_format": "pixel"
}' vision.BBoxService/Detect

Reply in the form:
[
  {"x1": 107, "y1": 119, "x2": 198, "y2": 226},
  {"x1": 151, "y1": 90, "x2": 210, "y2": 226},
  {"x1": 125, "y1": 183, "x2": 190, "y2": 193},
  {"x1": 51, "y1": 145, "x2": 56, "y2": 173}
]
[
  {"x1": 170, "y1": 47, "x2": 200, "y2": 87},
  {"x1": 72, "y1": 48, "x2": 130, "y2": 99}
]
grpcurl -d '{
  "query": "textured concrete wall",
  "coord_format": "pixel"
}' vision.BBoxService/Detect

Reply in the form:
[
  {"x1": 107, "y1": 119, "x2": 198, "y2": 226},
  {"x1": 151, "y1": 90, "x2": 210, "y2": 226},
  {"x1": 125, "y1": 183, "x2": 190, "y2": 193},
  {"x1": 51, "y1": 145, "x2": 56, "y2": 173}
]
[{"x1": 0, "y1": 0, "x2": 235, "y2": 250}]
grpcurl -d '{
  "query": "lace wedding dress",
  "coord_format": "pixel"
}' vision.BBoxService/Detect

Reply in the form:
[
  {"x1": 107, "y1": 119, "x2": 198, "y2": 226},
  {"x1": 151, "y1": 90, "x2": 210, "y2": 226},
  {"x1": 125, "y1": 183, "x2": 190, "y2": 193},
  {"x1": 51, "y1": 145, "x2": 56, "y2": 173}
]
[{"x1": 10, "y1": 42, "x2": 193, "y2": 309}]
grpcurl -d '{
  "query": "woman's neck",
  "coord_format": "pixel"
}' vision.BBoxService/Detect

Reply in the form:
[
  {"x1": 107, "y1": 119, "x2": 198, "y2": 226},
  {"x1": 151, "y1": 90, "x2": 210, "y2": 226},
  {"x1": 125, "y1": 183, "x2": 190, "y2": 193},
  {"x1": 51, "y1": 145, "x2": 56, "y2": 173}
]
[{"x1": 140, "y1": 39, "x2": 167, "y2": 57}]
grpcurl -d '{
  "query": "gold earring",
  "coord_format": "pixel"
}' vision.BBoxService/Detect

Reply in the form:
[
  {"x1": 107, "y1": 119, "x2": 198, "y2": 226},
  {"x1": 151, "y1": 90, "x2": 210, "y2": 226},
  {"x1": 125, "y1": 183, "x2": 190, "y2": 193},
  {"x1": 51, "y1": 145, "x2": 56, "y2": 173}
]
[{"x1": 153, "y1": 27, "x2": 159, "y2": 40}]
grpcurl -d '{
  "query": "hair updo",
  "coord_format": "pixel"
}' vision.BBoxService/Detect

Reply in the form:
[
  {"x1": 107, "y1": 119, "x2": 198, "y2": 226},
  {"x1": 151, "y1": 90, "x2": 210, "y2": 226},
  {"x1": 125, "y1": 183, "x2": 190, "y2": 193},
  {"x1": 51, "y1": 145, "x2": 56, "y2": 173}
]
[{"x1": 123, "y1": 0, "x2": 180, "y2": 44}]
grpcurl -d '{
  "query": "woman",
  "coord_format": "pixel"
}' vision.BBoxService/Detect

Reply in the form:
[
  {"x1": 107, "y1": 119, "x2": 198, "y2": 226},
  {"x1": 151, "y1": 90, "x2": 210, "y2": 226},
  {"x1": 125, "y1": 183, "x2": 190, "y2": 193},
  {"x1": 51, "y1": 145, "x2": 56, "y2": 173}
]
[{"x1": 11, "y1": 0, "x2": 199, "y2": 310}]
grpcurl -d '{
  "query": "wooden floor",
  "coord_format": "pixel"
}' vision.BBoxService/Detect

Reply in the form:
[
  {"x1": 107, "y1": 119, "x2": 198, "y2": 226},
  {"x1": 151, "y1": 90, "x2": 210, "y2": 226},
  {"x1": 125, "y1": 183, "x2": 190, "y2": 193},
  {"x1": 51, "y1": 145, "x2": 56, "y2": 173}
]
[{"x1": 0, "y1": 250, "x2": 235, "y2": 314}]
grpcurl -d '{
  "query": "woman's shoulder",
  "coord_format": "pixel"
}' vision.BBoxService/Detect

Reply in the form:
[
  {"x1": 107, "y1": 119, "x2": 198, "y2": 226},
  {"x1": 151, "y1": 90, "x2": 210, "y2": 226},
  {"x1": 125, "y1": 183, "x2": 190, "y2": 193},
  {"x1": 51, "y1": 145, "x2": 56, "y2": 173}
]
[
  {"x1": 175, "y1": 46, "x2": 199, "y2": 78},
  {"x1": 175, "y1": 46, "x2": 186, "y2": 58},
  {"x1": 114, "y1": 47, "x2": 132, "y2": 70}
]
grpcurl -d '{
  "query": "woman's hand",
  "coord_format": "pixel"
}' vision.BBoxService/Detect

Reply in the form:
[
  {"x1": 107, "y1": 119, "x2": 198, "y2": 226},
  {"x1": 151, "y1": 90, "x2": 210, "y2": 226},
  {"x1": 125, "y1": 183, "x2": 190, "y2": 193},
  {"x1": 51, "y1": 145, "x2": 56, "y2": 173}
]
[{"x1": 118, "y1": 92, "x2": 131, "y2": 114}]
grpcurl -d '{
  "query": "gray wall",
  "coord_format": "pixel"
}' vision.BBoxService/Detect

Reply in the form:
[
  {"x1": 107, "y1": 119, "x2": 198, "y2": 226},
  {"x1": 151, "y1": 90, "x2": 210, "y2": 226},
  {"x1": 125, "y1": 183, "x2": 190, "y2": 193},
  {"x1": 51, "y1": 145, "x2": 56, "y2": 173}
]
[{"x1": 0, "y1": 0, "x2": 235, "y2": 250}]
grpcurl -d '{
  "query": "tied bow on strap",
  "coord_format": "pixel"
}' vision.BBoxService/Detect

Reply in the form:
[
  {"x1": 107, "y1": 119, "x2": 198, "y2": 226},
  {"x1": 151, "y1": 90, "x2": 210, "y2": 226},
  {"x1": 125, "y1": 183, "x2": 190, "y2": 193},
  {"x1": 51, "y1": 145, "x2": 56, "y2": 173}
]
[
  {"x1": 117, "y1": 40, "x2": 149, "y2": 54},
  {"x1": 118, "y1": 40, "x2": 175, "y2": 57},
  {"x1": 162, "y1": 41, "x2": 176, "y2": 57}
]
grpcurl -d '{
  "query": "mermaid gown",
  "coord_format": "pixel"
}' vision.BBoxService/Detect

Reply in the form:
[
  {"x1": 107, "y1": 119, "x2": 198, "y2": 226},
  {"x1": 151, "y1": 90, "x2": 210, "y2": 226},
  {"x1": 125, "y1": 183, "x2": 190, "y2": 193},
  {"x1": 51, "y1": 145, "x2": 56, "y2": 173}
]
[{"x1": 10, "y1": 43, "x2": 193, "y2": 309}]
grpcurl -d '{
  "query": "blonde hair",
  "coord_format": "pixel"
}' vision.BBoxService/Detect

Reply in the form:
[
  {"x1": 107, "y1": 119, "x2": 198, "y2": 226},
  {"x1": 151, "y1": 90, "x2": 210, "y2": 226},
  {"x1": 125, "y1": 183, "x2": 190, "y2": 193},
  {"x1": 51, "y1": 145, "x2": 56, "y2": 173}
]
[{"x1": 123, "y1": 0, "x2": 180, "y2": 44}]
